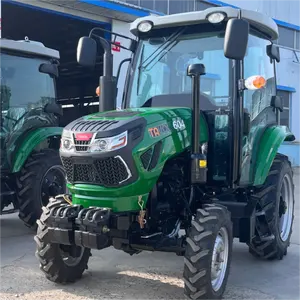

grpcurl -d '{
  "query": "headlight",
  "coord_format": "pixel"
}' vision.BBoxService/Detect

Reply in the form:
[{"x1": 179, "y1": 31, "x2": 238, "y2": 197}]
[
  {"x1": 61, "y1": 138, "x2": 74, "y2": 152},
  {"x1": 90, "y1": 131, "x2": 128, "y2": 153},
  {"x1": 62, "y1": 139, "x2": 72, "y2": 150},
  {"x1": 61, "y1": 130, "x2": 74, "y2": 151},
  {"x1": 207, "y1": 12, "x2": 226, "y2": 24},
  {"x1": 137, "y1": 21, "x2": 153, "y2": 33}
]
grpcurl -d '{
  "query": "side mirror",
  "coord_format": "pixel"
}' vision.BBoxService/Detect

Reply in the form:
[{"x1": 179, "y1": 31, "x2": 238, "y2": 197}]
[
  {"x1": 271, "y1": 95, "x2": 283, "y2": 112},
  {"x1": 39, "y1": 63, "x2": 58, "y2": 78},
  {"x1": 44, "y1": 100, "x2": 63, "y2": 116},
  {"x1": 77, "y1": 36, "x2": 97, "y2": 67},
  {"x1": 267, "y1": 44, "x2": 280, "y2": 63},
  {"x1": 224, "y1": 18, "x2": 249, "y2": 60}
]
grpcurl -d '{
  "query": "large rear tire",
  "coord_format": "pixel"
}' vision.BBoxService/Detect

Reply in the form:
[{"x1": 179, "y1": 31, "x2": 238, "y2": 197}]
[
  {"x1": 249, "y1": 154, "x2": 295, "y2": 260},
  {"x1": 183, "y1": 204, "x2": 233, "y2": 300},
  {"x1": 16, "y1": 148, "x2": 67, "y2": 228},
  {"x1": 34, "y1": 198, "x2": 91, "y2": 283}
]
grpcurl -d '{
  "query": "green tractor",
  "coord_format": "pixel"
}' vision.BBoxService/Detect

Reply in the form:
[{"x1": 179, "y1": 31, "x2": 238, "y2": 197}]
[
  {"x1": 35, "y1": 7, "x2": 295, "y2": 300},
  {"x1": 0, "y1": 38, "x2": 67, "y2": 227}
]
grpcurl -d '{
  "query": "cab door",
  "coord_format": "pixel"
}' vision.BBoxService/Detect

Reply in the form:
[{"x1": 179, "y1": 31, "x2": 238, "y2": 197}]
[{"x1": 239, "y1": 33, "x2": 278, "y2": 186}]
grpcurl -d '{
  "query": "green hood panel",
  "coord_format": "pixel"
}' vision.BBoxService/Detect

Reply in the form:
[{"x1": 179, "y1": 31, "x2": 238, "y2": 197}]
[
  {"x1": 67, "y1": 107, "x2": 209, "y2": 211},
  {"x1": 83, "y1": 107, "x2": 208, "y2": 138},
  {"x1": 83, "y1": 107, "x2": 208, "y2": 143}
]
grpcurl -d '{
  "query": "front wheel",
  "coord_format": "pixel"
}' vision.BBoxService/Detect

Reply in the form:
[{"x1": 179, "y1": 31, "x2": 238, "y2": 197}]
[
  {"x1": 35, "y1": 198, "x2": 91, "y2": 283},
  {"x1": 183, "y1": 204, "x2": 233, "y2": 300},
  {"x1": 16, "y1": 148, "x2": 67, "y2": 228}
]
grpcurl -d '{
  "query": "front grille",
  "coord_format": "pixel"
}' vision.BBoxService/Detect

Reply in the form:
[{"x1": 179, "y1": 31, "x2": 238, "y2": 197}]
[
  {"x1": 61, "y1": 156, "x2": 130, "y2": 186},
  {"x1": 140, "y1": 148, "x2": 153, "y2": 169},
  {"x1": 140, "y1": 142, "x2": 162, "y2": 171},
  {"x1": 74, "y1": 140, "x2": 90, "y2": 152},
  {"x1": 148, "y1": 141, "x2": 162, "y2": 170}
]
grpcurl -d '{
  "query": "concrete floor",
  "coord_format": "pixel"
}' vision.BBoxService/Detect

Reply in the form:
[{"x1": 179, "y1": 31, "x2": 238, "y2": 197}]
[{"x1": 0, "y1": 170, "x2": 299, "y2": 300}]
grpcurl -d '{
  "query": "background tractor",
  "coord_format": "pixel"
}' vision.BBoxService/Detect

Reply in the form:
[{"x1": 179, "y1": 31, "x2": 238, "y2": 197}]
[
  {"x1": 35, "y1": 6, "x2": 295, "y2": 300},
  {"x1": 0, "y1": 37, "x2": 67, "y2": 228}
]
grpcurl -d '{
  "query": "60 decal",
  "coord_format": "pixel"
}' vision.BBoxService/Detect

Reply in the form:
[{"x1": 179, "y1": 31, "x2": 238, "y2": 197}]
[{"x1": 173, "y1": 118, "x2": 186, "y2": 131}]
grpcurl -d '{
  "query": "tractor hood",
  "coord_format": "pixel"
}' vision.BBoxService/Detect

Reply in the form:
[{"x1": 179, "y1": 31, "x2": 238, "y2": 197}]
[
  {"x1": 62, "y1": 107, "x2": 208, "y2": 142},
  {"x1": 60, "y1": 107, "x2": 209, "y2": 200}
]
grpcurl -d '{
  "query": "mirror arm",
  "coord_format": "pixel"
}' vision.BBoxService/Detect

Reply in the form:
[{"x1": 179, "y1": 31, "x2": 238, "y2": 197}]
[
  {"x1": 116, "y1": 58, "x2": 131, "y2": 82},
  {"x1": 91, "y1": 36, "x2": 113, "y2": 78},
  {"x1": 89, "y1": 27, "x2": 137, "y2": 52}
]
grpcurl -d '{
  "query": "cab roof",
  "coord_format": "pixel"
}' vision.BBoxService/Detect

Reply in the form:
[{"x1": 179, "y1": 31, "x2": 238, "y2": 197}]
[
  {"x1": 130, "y1": 6, "x2": 279, "y2": 41},
  {"x1": 0, "y1": 38, "x2": 60, "y2": 60}
]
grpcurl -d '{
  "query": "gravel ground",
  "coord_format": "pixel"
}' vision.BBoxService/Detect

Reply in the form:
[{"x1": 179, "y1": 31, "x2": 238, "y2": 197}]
[{"x1": 0, "y1": 169, "x2": 299, "y2": 300}]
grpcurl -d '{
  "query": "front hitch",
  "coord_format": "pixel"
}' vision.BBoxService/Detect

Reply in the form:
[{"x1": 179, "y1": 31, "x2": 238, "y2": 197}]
[{"x1": 46, "y1": 196, "x2": 112, "y2": 250}]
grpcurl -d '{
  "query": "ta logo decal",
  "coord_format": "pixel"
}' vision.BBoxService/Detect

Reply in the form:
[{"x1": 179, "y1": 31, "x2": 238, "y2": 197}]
[
  {"x1": 148, "y1": 123, "x2": 171, "y2": 138},
  {"x1": 173, "y1": 118, "x2": 186, "y2": 131}
]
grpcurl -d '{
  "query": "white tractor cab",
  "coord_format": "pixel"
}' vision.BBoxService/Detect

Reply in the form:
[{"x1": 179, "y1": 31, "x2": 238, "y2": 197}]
[
  {"x1": 1, "y1": 37, "x2": 60, "y2": 136},
  {"x1": 1, "y1": 37, "x2": 62, "y2": 163}
]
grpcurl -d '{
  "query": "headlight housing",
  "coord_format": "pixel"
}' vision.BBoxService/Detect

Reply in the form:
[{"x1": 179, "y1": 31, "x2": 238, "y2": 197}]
[
  {"x1": 61, "y1": 130, "x2": 75, "y2": 151},
  {"x1": 60, "y1": 131, "x2": 128, "y2": 153},
  {"x1": 90, "y1": 131, "x2": 128, "y2": 153}
]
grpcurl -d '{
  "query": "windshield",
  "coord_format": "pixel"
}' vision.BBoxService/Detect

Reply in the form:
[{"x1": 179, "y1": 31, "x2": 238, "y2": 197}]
[
  {"x1": 0, "y1": 52, "x2": 56, "y2": 169},
  {"x1": 0, "y1": 53, "x2": 56, "y2": 132},
  {"x1": 125, "y1": 24, "x2": 231, "y2": 110}
]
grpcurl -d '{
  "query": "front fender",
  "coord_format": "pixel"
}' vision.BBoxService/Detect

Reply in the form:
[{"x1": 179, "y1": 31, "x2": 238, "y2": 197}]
[
  {"x1": 12, "y1": 127, "x2": 63, "y2": 173},
  {"x1": 253, "y1": 125, "x2": 295, "y2": 186}
]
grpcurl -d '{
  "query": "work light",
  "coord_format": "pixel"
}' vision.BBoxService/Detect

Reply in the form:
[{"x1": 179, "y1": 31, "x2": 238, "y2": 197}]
[
  {"x1": 137, "y1": 21, "x2": 153, "y2": 33},
  {"x1": 207, "y1": 12, "x2": 226, "y2": 24}
]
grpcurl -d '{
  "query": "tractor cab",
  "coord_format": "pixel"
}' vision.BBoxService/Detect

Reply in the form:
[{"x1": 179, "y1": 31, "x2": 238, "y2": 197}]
[
  {"x1": 0, "y1": 38, "x2": 61, "y2": 170},
  {"x1": 76, "y1": 7, "x2": 289, "y2": 187}
]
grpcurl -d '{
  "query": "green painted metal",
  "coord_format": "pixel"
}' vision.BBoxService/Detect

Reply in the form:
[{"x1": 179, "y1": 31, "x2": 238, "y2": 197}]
[
  {"x1": 69, "y1": 107, "x2": 209, "y2": 211},
  {"x1": 253, "y1": 125, "x2": 295, "y2": 186},
  {"x1": 12, "y1": 127, "x2": 63, "y2": 173}
]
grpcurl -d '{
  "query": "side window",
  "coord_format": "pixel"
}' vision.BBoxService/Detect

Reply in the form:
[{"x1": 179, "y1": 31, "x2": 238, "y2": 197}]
[
  {"x1": 243, "y1": 35, "x2": 276, "y2": 120},
  {"x1": 240, "y1": 35, "x2": 277, "y2": 185},
  {"x1": 277, "y1": 90, "x2": 291, "y2": 127}
]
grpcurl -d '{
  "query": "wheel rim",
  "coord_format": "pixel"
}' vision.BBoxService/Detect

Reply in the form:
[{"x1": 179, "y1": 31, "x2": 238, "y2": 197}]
[
  {"x1": 59, "y1": 245, "x2": 85, "y2": 267},
  {"x1": 279, "y1": 174, "x2": 294, "y2": 242},
  {"x1": 211, "y1": 227, "x2": 229, "y2": 292},
  {"x1": 40, "y1": 165, "x2": 66, "y2": 207}
]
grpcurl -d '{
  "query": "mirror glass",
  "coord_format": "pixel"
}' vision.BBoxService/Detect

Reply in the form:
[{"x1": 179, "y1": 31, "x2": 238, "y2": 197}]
[
  {"x1": 267, "y1": 44, "x2": 280, "y2": 62},
  {"x1": 224, "y1": 18, "x2": 249, "y2": 60},
  {"x1": 77, "y1": 36, "x2": 97, "y2": 67},
  {"x1": 39, "y1": 63, "x2": 58, "y2": 78}
]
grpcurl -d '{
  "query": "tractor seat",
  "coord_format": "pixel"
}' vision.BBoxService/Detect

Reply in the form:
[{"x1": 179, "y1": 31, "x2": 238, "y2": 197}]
[{"x1": 142, "y1": 93, "x2": 219, "y2": 111}]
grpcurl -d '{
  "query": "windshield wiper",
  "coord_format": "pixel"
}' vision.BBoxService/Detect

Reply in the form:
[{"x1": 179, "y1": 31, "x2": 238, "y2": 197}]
[
  {"x1": 140, "y1": 27, "x2": 186, "y2": 71},
  {"x1": 137, "y1": 44, "x2": 145, "y2": 95}
]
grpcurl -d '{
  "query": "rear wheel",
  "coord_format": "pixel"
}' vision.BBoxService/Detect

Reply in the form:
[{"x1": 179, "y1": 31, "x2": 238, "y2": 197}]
[
  {"x1": 34, "y1": 198, "x2": 91, "y2": 283},
  {"x1": 16, "y1": 148, "x2": 67, "y2": 228},
  {"x1": 249, "y1": 154, "x2": 294, "y2": 260},
  {"x1": 183, "y1": 204, "x2": 233, "y2": 300}
]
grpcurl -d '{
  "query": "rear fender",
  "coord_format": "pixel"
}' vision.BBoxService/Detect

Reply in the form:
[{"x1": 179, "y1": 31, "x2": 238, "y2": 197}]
[
  {"x1": 11, "y1": 127, "x2": 62, "y2": 173},
  {"x1": 253, "y1": 125, "x2": 295, "y2": 186}
]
